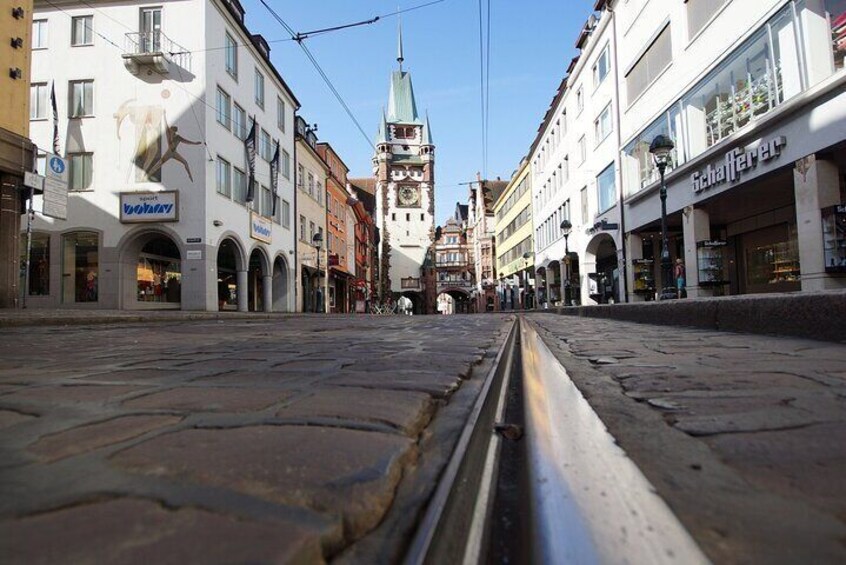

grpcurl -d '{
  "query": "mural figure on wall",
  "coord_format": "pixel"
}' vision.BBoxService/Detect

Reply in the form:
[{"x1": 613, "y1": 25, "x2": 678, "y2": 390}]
[
  {"x1": 147, "y1": 116, "x2": 202, "y2": 182},
  {"x1": 114, "y1": 90, "x2": 201, "y2": 183}
]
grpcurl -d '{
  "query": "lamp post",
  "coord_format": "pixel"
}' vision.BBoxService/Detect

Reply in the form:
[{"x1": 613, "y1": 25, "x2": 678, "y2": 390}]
[
  {"x1": 649, "y1": 134, "x2": 676, "y2": 300},
  {"x1": 312, "y1": 231, "x2": 323, "y2": 313},
  {"x1": 522, "y1": 251, "x2": 531, "y2": 310},
  {"x1": 560, "y1": 219, "x2": 572, "y2": 306}
]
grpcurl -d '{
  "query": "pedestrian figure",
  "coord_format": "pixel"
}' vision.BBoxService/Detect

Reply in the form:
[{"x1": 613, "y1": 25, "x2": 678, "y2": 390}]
[{"x1": 674, "y1": 258, "x2": 686, "y2": 298}]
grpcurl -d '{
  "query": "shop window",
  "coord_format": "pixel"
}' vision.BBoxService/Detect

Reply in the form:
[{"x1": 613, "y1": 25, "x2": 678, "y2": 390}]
[
  {"x1": 622, "y1": 104, "x2": 682, "y2": 195},
  {"x1": 826, "y1": 0, "x2": 846, "y2": 70},
  {"x1": 682, "y1": 5, "x2": 801, "y2": 157},
  {"x1": 137, "y1": 236, "x2": 181, "y2": 303},
  {"x1": 20, "y1": 233, "x2": 50, "y2": 296},
  {"x1": 62, "y1": 232, "x2": 98, "y2": 303}
]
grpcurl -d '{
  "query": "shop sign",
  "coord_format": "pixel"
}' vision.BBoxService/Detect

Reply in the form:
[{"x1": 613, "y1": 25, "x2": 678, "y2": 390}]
[
  {"x1": 692, "y1": 136, "x2": 786, "y2": 194},
  {"x1": 120, "y1": 191, "x2": 178, "y2": 223},
  {"x1": 697, "y1": 240, "x2": 728, "y2": 248},
  {"x1": 250, "y1": 212, "x2": 272, "y2": 243},
  {"x1": 186, "y1": 250, "x2": 202, "y2": 260}
]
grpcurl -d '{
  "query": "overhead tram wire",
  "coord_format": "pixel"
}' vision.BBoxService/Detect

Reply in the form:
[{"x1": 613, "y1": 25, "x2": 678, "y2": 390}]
[
  {"x1": 485, "y1": 0, "x2": 491, "y2": 181},
  {"x1": 257, "y1": 0, "x2": 374, "y2": 151},
  {"x1": 477, "y1": 0, "x2": 487, "y2": 180}
]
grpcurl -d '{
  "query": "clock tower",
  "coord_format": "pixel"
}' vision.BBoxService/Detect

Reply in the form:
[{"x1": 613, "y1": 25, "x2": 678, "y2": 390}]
[{"x1": 372, "y1": 26, "x2": 436, "y2": 313}]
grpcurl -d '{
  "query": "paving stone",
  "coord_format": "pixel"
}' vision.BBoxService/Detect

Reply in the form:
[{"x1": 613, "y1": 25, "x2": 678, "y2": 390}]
[
  {"x1": 123, "y1": 387, "x2": 293, "y2": 413},
  {"x1": 111, "y1": 425, "x2": 416, "y2": 540},
  {"x1": 0, "y1": 498, "x2": 325, "y2": 565},
  {"x1": 276, "y1": 387, "x2": 434, "y2": 436},
  {"x1": 0, "y1": 409, "x2": 37, "y2": 430},
  {"x1": 2, "y1": 384, "x2": 147, "y2": 405},
  {"x1": 328, "y1": 371, "x2": 463, "y2": 398},
  {"x1": 28, "y1": 415, "x2": 183, "y2": 462}
]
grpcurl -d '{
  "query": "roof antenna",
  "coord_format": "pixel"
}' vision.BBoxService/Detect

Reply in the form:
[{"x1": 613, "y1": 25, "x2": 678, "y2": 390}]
[{"x1": 397, "y1": 7, "x2": 404, "y2": 72}]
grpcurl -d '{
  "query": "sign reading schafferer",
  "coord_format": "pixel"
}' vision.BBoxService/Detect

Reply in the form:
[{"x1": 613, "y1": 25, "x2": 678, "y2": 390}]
[{"x1": 692, "y1": 136, "x2": 786, "y2": 194}]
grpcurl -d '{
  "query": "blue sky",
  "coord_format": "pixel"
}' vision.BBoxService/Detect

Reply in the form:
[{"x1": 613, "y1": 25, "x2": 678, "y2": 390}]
[{"x1": 241, "y1": 0, "x2": 594, "y2": 224}]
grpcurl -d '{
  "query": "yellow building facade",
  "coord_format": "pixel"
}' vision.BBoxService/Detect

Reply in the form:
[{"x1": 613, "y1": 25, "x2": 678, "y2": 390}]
[
  {"x1": 493, "y1": 160, "x2": 534, "y2": 309},
  {"x1": 0, "y1": 1, "x2": 35, "y2": 308}
]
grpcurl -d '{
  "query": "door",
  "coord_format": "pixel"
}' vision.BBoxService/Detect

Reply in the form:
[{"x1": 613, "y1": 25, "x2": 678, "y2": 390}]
[{"x1": 140, "y1": 8, "x2": 162, "y2": 53}]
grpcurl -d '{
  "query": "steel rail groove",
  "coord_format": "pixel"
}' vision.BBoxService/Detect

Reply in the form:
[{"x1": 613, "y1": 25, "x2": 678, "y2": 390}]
[
  {"x1": 403, "y1": 317, "x2": 709, "y2": 564},
  {"x1": 519, "y1": 318, "x2": 709, "y2": 564}
]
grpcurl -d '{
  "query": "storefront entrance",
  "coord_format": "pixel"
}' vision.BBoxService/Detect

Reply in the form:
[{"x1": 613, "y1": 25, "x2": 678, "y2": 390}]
[
  {"x1": 136, "y1": 235, "x2": 181, "y2": 306},
  {"x1": 217, "y1": 239, "x2": 240, "y2": 311},
  {"x1": 62, "y1": 231, "x2": 99, "y2": 304},
  {"x1": 248, "y1": 249, "x2": 267, "y2": 312}
]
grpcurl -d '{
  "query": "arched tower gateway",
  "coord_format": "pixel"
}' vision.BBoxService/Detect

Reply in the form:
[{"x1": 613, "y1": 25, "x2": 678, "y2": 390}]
[{"x1": 373, "y1": 27, "x2": 436, "y2": 314}]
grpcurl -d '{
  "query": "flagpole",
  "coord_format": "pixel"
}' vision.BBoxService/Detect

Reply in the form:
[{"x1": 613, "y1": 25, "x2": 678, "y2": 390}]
[{"x1": 23, "y1": 146, "x2": 38, "y2": 309}]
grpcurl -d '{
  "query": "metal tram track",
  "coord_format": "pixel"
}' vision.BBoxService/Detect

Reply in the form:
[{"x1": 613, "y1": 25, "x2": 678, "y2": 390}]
[{"x1": 404, "y1": 316, "x2": 710, "y2": 565}]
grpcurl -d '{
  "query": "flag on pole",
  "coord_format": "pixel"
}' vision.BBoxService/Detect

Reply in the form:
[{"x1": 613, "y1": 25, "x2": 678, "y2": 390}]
[
  {"x1": 50, "y1": 81, "x2": 59, "y2": 154},
  {"x1": 245, "y1": 117, "x2": 256, "y2": 202},
  {"x1": 270, "y1": 141, "x2": 279, "y2": 216}
]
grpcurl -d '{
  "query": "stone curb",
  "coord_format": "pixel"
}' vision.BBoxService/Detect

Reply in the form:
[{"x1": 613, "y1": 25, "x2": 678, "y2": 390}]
[
  {"x1": 0, "y1": 311, "x2": 327, "y2": 328},
  {"x1": 549, "y1": 290, "x2": 846, "y2": 343}
]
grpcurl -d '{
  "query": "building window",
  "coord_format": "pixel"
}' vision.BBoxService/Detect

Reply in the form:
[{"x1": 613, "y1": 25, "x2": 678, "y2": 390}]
[
  {"x1": 216, "y1": 87, "x2": 231, "y2": 130},
  {"x1": 32, "y1": 19, "x2": 48, "y2": 49},
  {"x1": 299, "y1": 215, "x2": 306, "y2": 240},
  {"x1": 260, "y1": 185, "x2": 272, "y2": 219},
  {"x1": 69, "y1": 80, "x2": 93, "y2": 117},
  {"x1": 30, "y1": 83, "x2": 48, "y2": 120},
  {"x1": 225, "y1": 32, "x2": 238, "y2": 78},
  {"x1": 233, "y1": 103, "x2": 246, "y2": 140},
  {"x1": 578, "y1": 135, "x2": 586, "y2": 164},
  {"x1": 309, "y1": 221, "x2": 315, "y2": 241},
  {"x1": 254, "y1": 68, "x2": 265, "y2": 108},
  {"x1": 260, "y1": 129, "x2": 272, "y2": 161},
  {"x1": 71, "y1": 16, "x2": 93, "y2": 46},
  {"x1": 626, "y1": 23, "x2": 672, "y2": 103},
  {"x1": 596, "y1": 163, "x2": 616, "y2": 213},
  {"x1": 282, "y1": 149, "x2": 291, "y2": 179},
  {"x1": 61, "y1": 232, "x2": 98, "y2": 303},
  {"x1": 233, "y1": 167, "x2": 246, "y2": 203},
  {"x1": 307, "y1": 172, "x2": 314, "y2": 196},
  {"x1": 687, "y1": 0, "x2": 729, "y2": 40},
  {"x1": 576, "y1": 86, "x2": 584, "y2": 113},
  {"x1": 216, "y1": 157, "x2": 231, "y2": 198},
  {"x1": 282, "y1": 199, "x2": 291, "y2": 228},
  {"x1": 277, "y1": 97, "x2": 286, "y2": 132},
  {"x1": 594, "y1": 103, "x2": 612, "y2": 144},
  {"x1": 593, "y1": 45, "x2": 609, "y2": 86},
  {"x1": 394, "y1": 126, "x2": 415, "y2": 139},
  {"x1": 580, "y1": 186, "x2": 588, "y2": 224},
  {"x1": 316, "y1": 181, "x2": 323, "y2": 205},
  {"x1": 68, "y1": 153, "x2": 92, "y2": 191}
]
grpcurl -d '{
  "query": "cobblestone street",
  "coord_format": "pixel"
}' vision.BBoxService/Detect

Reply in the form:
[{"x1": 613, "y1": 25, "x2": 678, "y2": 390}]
[
  {"x1": 530, "y1": 313, "x2": 846, "y2": 564},
  {"x1": 0, "y1": 314, "x2": 512, "y2": 563}
]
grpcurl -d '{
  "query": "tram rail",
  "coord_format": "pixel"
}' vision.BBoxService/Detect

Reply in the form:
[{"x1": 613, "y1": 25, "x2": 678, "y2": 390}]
[{"x1": 404, "y1": 316, "x2": 709, "y2": 564}]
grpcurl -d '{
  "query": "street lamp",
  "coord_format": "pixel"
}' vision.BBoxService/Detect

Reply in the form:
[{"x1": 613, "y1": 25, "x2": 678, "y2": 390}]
[
  {"x1": 649, "y1": 134, "x2": 676, "y2": 300},
  {"x1": 312, "y1": 231, "x2": 323, "y2": 313},
  {"x1": 522, "y1": 251, "x2": 531, "y2": 310},
  {"x1": 560, "y1": 219, "x2": 572, "y2": 306}
]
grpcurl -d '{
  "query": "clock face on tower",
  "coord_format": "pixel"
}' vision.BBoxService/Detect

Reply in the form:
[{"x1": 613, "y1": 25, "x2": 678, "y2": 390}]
[{"x1": 398, "y1": 185, "x2": 420, "y2": 207}]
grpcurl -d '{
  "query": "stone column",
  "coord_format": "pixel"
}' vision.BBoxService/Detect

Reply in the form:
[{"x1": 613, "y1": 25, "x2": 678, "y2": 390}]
[
  {"x1": 794, "y1": 155, "x2": 843, "y2": 291},
  {"x1": 262, "y1": 274, "x2": 273, "y2": 312},
  {"x1": 626, "y1": 233, "x2": 643, "y2": 302},
  {"x1": 0, "y1": 177, "x2": 21, "y2": 308},
  {"x1": 237, "y1": 269, "x2": 248, "y2": 312},
  {"x1": 682, "y1": 206, "x2": 711, "y2": 298}
]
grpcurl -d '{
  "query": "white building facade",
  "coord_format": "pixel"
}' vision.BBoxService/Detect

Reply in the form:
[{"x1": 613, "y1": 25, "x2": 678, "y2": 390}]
[
  {"x1": 614, "y1": 0, "x2": 846, "y2": 299},
  {"x1": 525, "y1": 0, "x2": 845, "y2": 305},
  {"x1": 530, "y1": 7, "x2": 624, "y2": 306},
  {"x1": 26, "y1": 0, "x2": 298, "y2": 311}
]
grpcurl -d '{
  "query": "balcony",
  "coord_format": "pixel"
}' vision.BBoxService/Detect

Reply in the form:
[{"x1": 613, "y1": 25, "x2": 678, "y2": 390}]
[{"x1": 122, "y1": 31, "x2": 189, "y2": 75}]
